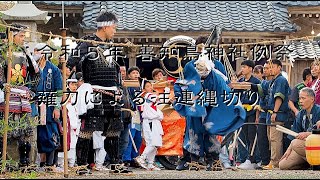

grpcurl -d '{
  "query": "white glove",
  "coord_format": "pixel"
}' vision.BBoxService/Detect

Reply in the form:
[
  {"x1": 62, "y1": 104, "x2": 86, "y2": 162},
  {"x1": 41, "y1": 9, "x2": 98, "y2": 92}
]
[{"x1": 164, "y1": 87, "x2": 170, "y2": 94}]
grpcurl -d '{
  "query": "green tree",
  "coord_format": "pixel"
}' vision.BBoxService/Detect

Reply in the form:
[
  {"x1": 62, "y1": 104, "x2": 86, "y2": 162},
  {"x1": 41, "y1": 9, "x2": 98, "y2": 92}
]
[{"x1": 0, "y1": 12, "x2": 6, "y2": 33}]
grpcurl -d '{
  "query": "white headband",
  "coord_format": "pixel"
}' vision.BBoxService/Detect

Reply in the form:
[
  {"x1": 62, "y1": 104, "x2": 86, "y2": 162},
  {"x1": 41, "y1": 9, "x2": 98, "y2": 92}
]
[
  {"x1": 13, "y1": 30, "x2": 26, "y2": 36},
  {"x1": 97, "y1": 21, "x2": 116, "y2": 27},
  {"x1": 12, "y1": 26, "x2": 28, "y2": 36},
  {"x1": 67, "y1": 79, "x2": 78, "y2": 83}
]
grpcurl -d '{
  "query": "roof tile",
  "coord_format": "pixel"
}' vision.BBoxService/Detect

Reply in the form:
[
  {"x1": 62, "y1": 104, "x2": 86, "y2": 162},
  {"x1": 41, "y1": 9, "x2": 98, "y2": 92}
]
[
  {"x1": 35, "y1": 1, "x2": 298, "y2": 32},
  {"x1": 289, "y1": 41, "x2": 320, "y2": 59}
]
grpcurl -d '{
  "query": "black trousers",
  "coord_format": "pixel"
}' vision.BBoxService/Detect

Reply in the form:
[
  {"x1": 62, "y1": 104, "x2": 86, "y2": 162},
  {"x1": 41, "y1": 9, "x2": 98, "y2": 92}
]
[
  {"x1": 238, "y1": 114, "x2": 259, "y2": 163},
  {"x1": 76, "y1": 137, "x2": 91, "y2": 166},
  {"x1": 283, "y1": 112, "x2": 294, "y2": 153},
  {"x1": 257, "y1": 118, "x2": 270, "y2": 165}
]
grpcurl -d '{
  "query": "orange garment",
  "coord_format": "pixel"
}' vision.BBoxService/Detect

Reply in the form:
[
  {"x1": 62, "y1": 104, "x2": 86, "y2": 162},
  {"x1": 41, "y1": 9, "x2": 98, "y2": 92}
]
[
  {"x1": 139, "y1": 85, "x2": 186, "y2": 156},
  {"x1": 157, "y1": 110, "x2": 185, "y2": 156},
  {"x1": 216, "y1": 135, "x2": 223, "y2": 143}
]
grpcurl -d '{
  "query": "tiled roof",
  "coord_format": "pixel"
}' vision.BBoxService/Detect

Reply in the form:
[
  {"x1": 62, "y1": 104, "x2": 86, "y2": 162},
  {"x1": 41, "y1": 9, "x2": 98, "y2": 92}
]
[
  {"x1": 275, "y1": 1, "x2": 320, "y2": 7},
  {"x1": 80, "y1": 1, "x2": 297, "y2": 32},
  {"x1": 33, "y1": 1, "x2": 84, "y2": 6},
  {"x1": 288, "y1": 41, "x2": 320, "y2": 59}
]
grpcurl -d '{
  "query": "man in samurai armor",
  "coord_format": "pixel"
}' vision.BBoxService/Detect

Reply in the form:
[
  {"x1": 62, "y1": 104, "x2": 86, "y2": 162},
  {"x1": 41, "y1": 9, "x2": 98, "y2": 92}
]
[
  {"x1": 67, "y1": 11, "x2": 129, "y2": 173},
  {"x1": 0, "y1": 24, "x2": 40, "y2": 167}
]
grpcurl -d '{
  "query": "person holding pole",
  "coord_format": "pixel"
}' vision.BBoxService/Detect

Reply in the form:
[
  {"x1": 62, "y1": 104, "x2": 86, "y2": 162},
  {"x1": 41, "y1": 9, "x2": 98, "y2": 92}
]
[
  {"x1": 118, "y1": 65, "x2": 133, "y2": 167},
  {"x1": 0, "y1": 24, "x2": 40, "y2": 168},
  {"x1": 74, "y1": 72, "x2": 108, "y2": 172},
  {"x1": 123, "y1": 66, "x2": 143, "y2": 168},
  {"x1": 279, "y1": 87, "x2": 320, "y2": 170},
  {"x1": 236, "y1": 59, "x2": 291, "y2": 170},
  {"x1": 235, "y1": 60, "x2": 261, "y2": 170},
  {"x1": 66, "y1": 11, "x2": 127, "y2": 173}
]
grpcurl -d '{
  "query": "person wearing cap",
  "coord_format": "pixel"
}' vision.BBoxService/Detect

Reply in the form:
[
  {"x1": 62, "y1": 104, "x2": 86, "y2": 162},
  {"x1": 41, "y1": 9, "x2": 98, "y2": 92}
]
[
  {"x1": 0, "y1": 23, "x2": 40, "y2": 167},
  {"x1": 234, "y1": 60, "x2": 261, "y2": 170},
  {"x1": 56, "y1": 74, "x2": 79, "y2": 169},
  {"x1": 279, "y1": 87, "x2": 320, "y2": 170},
  {"x1": 74, "y1": 72, "x2": 96, "y2": 173},
  {"x1": 33, "y1": 42, "x2": 63, "y2": 168},
  {"x1": 135, "y1": 79, "x2": 163, "y2": 171},
  {"x1": 66, "y1": 76, "x2": 79, "y2": 168}
]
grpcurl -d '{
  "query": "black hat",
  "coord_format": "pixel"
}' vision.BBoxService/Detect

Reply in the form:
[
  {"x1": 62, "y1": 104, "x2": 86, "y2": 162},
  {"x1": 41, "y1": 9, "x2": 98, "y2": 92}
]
[
  {"x1": 76, "y1": 72, "x2": 84, "y2": 82},
  {"x1": 138, "y1": 77, "x2": 151, "y2": 89}
]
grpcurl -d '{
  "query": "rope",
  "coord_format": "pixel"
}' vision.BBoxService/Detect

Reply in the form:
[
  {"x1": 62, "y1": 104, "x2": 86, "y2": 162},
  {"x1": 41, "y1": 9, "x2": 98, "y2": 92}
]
[
  {"x1": 222, "y1": 49, "x2": 236, "y2": 81},
  {"x1": 0, "y1": 22, "x2": 318, "y2": 48}
]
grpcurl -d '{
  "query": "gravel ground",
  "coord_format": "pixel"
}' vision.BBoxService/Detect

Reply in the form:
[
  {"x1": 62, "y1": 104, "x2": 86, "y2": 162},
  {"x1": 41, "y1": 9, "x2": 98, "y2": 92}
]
[{"x1": 1, "y1": 169, "x2": 320, "y2": 179}]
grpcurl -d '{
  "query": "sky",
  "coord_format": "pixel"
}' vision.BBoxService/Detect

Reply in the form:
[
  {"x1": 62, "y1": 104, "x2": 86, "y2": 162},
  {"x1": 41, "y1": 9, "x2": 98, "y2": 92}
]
[{"x1": 52, "y1": 37, "x2": 77, "y2": 49}]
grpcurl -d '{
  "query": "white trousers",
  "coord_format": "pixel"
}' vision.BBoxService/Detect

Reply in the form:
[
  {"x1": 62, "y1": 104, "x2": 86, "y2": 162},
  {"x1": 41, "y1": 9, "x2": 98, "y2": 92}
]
[
  {"x1": 57, "y1": 129, "x2": 79, "y2": 167},
  {"x1": 93, "y1": 131, "x2": 106, "y2": 166},
  {"x1": 57, "y1": 149, "x2": 76, "y2": 167},
  {"x1": 141, "y1": 120, "x2": 157, "y2": 165}
]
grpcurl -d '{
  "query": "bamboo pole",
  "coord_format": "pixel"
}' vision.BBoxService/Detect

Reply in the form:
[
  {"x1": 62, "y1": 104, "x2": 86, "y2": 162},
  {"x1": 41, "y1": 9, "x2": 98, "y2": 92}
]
[
  {"x1": 2, "y1": 30, "x2": 13, "y2": 172},
  {"x1": 250, "y1": 133, "x2": 257, "y2": 156},
  {"x1": 60, "y1": 28, "x2": 69, "y2": 178},
  {"x1": 276, "y1": 125, "x2": 299, "y2": 137}
]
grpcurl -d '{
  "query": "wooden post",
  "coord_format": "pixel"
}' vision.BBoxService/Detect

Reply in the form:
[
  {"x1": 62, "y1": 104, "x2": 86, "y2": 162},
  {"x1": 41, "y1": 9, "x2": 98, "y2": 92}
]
[
  {"x1": 2, "y1": 30, "x2": 13, "y2": 172},
  {"x1": 285, "y1": 35, "x2": 291, "y2": 86},
  {"x1": 283, "y1": 56, "x2": 291, "y2": 86},
  {"x1": 287, "y1": 57, "x2": 292, "y2": 86},
  {"x1": 60, "y1": 28, "x2": 69, "y2": 178}
]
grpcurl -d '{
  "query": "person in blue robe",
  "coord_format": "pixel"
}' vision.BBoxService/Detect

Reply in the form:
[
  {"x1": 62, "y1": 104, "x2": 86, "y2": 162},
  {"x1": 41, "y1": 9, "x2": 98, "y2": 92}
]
[
  {"x1": 34, "y1": 43, "x2": 63, "y2": 167},
  {"x1": 249, "y1": 59, "x2": 290, "y2": 169},
  {"x1": 122, "y1": 66, "x2": 143, "y2": 167},
  {"x1": 233, "y1": 60, "x2": 261, "y2": 169},
  {"x1": 174, "y1": 57, "x2": 246, "y2": 171},
  {"x1": 279, "y1": 87, "x2": 319, "y2": 170}
]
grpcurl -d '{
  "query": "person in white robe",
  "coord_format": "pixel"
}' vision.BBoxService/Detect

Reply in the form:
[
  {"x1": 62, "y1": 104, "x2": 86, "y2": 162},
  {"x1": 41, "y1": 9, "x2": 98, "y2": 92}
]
[
  {"x1": 57, "y1": 78, "x2": 81, "y2": 168},
  {"x1": 76, "y1": 72, "x2": 107, "y2": 171},
  {"x1": 135, "y1": 79, "x2": 164, "y2": 171}
]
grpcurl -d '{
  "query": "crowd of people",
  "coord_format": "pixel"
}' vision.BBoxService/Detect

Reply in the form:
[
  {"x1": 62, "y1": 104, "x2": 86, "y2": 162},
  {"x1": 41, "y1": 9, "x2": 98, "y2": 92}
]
[{"x1": 0, "y1": 10, "x2": 320, "y2": 176}]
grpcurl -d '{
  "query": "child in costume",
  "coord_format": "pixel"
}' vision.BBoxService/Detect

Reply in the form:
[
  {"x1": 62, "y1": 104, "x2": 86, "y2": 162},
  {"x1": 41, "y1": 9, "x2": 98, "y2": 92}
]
[{"x1": 135, "y1": 79, "x2": 164, "y2": 171}]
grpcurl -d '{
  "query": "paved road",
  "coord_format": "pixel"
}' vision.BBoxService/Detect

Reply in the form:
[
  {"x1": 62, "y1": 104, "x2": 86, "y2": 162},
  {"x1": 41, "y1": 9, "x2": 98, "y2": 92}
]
[{"x1": 2, "y1": 168, "x2": 320, "y2": 179}]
